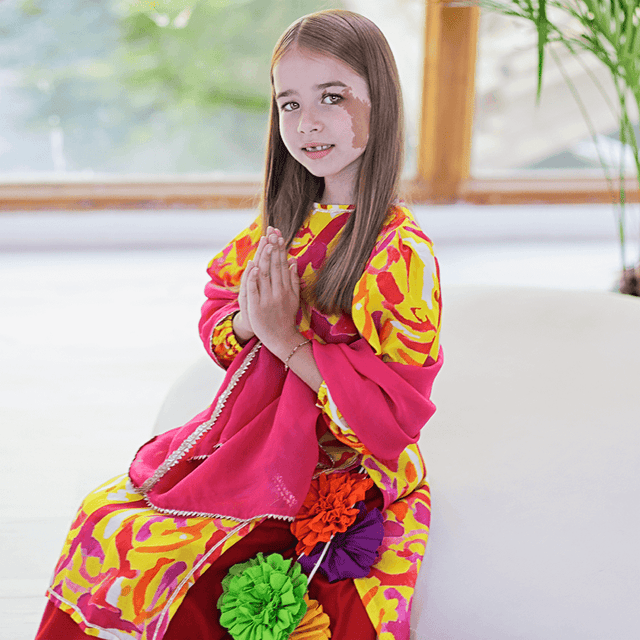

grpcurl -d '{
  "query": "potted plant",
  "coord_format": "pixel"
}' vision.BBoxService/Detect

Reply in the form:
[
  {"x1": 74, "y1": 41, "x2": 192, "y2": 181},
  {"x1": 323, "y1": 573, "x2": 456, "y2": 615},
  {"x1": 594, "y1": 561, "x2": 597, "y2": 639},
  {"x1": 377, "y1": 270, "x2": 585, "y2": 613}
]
[{"x1": 478, "y1": 0, "x2": 640, "y2": 295}]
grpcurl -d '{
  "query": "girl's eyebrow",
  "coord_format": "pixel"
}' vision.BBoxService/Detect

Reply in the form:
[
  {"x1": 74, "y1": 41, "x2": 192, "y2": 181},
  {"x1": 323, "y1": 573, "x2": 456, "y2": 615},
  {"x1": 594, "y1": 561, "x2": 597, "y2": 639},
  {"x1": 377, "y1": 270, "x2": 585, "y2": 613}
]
[{"x1": 276, "y1": 81, "x2": 348, "y2": 100}]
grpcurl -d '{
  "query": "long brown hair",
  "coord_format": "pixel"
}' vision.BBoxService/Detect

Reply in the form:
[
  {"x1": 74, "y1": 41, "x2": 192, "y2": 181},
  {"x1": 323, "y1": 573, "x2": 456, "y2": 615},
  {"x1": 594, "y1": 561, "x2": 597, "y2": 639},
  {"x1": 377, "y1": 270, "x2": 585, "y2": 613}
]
[{"x1": 262, "y1": 10, "x2": 404, "y2": 314}]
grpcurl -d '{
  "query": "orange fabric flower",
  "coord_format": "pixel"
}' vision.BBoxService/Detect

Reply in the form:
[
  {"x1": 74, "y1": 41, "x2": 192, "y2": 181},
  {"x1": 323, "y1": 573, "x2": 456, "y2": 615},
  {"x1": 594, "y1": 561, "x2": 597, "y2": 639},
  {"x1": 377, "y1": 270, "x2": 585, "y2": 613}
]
[
  {"x1": 289, "y1": 595, "x2": 332, "y2": 639},
  {"x1": 291, "y1": 472, "x2": 373, "y2": 555}
]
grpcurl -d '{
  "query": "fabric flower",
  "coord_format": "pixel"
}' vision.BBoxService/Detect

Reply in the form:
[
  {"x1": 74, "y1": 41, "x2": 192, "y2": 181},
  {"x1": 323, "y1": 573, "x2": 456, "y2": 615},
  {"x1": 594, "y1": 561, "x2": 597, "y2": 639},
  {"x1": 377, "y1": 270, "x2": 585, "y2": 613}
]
[
  {"x1": 299, "y1": 502, "x2": 384, "y2": 583},
  {"x1": 291, "y1": 472, "x2": 373, "y2": 555},
  {"x1": 218, "y1": 552, "x2": 308, "y2": 640},
  {"x1": 289, "y1": 595, "x2": 332, "y2": 639}
]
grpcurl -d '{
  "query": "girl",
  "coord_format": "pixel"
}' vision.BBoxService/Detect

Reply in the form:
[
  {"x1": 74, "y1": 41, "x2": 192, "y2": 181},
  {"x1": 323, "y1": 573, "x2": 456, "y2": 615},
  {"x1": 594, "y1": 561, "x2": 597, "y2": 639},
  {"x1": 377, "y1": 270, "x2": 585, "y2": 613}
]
[{"x1": 36, "y1": 9, "x2": 442, "y2": 640}]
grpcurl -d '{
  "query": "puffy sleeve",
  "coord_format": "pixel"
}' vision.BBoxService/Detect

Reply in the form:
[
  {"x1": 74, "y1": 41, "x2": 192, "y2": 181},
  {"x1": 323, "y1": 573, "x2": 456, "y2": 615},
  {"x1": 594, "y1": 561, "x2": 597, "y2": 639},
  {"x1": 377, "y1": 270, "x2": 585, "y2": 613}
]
[
  {"x1": 315, "y1": 211, "x2": 443, "y2": 459},
  {"x1": 198, "y1": 215, "x2": 262, "y2": 368},
  {"x1": 351, "y1": 217, "x2": 441, "y2": 365}
]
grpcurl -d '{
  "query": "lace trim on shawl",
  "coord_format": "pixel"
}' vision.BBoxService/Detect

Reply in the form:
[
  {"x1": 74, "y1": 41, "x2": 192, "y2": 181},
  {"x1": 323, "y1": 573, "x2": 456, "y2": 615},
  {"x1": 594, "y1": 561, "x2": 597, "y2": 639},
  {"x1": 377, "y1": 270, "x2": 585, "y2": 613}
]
[
  {"x1": 139, "y1": 493, "x2": 296, "y2": 522},
  {"x1": 131, "y1": 341, "x2": 261, "y2": 496}
]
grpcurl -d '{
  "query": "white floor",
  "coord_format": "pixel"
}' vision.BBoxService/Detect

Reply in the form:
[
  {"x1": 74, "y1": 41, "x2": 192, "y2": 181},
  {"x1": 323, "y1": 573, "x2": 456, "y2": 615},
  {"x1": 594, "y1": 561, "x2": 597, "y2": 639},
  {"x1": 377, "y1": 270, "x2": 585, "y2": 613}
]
[{"x1": 1, "y1": 203, "x2": 638, "y2": 639}]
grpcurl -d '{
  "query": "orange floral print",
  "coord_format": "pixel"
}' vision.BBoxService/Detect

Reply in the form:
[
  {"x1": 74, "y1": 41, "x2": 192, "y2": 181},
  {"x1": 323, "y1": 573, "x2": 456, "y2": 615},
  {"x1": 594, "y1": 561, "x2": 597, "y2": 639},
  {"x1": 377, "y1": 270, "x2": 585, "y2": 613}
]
[{"x1": 211, "y1": 314, "x2": 244, "y2": 368}]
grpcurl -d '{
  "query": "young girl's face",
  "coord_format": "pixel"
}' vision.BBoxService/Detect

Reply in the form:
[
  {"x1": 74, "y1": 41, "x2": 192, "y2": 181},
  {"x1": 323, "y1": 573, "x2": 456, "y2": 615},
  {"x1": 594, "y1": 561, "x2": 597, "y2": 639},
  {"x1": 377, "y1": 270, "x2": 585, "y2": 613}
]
[{"x1": 273, "y1": 47, "x2": 371, "y2": 198}]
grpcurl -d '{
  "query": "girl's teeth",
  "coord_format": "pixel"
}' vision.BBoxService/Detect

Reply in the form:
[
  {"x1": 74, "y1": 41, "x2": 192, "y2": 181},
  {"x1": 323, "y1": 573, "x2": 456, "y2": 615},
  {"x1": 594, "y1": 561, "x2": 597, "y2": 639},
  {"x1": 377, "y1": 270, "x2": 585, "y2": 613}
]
[{"x1": 306, "y1": 145, "x2": 331, "y2": 151}]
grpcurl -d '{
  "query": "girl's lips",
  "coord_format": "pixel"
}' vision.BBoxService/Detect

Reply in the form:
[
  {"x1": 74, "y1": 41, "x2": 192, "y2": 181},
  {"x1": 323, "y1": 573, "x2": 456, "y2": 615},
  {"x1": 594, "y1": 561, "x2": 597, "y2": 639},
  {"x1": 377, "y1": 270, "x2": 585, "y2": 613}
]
[{"x1": 303, "y1": 144, "x2": 334, "y2": 160}]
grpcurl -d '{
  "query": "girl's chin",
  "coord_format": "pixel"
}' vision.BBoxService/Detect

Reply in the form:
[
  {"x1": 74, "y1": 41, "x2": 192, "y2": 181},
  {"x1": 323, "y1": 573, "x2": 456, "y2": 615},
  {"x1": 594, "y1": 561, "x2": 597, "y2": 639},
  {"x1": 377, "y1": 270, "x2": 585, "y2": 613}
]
[
  {"x1": 303, "y1": 166, "x2": 330, "y2": 178},
  {"x1": 291, "y1": 152, "x2": 364, "y2": 181},
  {"x1": 296, "y1": 160, "x2": 331, "y2": 178}
]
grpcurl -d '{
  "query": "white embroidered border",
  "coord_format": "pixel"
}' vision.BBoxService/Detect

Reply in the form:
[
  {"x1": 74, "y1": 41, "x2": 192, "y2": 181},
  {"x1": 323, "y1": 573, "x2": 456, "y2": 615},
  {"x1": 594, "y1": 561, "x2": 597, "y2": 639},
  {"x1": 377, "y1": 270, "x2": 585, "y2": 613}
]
[
  {"x1": 140, "y1": 493, "x2": 295, "y2": 522},
  {"x1": 46, "y1": 589, "x2": 126, "y2": 640},
  {"x1": 186, "y1": 454, "x2": 209, "y2": 462},
  {"x1": 153, "y1": 520, "x2": 250, "y2": 640},
  {"x1": 134, "y1": 341, "x2": 261, "y2": 495}
]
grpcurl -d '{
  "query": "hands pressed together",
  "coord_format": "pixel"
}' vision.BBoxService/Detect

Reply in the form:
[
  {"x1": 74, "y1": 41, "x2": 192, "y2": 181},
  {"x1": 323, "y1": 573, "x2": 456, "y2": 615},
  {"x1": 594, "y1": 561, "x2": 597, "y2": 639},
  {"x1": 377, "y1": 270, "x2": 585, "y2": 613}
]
[{"x1": 232, "y1": 226, "x2": 306, "y2": 365}]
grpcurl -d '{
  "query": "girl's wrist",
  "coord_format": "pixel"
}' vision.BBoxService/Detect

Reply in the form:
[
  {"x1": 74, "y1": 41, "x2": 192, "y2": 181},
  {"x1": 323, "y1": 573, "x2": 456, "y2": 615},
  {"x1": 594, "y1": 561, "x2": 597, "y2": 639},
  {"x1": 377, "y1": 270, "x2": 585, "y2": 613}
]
[
  {"x1": 282, "y1": 336, "x2": 311, "y2": 370},
  {"x1": 269, "y1": 332, "x2": 306, "y2": 363},
  {"x1": 232, "y1": 312, "x2": 254, "y2": 344},
  {"x1": 276, "y1": 333, "x2": 322, "y2": 392}
]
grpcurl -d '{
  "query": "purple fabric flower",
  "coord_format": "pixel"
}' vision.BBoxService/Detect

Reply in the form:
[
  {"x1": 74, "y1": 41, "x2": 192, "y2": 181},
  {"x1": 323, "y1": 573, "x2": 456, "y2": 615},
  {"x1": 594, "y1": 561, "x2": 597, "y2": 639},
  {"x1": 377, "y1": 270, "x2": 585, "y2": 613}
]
[{"x1": 299, "y1": 502, "x2": 384, "y2": 583}]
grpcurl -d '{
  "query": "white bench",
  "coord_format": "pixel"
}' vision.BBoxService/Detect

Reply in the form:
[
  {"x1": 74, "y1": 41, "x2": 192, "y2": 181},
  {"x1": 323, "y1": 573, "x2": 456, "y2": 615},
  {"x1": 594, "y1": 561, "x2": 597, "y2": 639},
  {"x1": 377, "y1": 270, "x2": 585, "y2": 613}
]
[{"x1": 153, "y1": 286, "x2": 640, "y2": 639}]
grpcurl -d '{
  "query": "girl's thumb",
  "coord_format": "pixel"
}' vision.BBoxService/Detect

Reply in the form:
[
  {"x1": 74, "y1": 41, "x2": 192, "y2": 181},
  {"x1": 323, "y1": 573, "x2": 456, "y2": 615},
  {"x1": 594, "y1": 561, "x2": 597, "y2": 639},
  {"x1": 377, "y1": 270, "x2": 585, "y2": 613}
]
[{"x1": 290, "y1": 261, "x2": 299, "y2": 293}]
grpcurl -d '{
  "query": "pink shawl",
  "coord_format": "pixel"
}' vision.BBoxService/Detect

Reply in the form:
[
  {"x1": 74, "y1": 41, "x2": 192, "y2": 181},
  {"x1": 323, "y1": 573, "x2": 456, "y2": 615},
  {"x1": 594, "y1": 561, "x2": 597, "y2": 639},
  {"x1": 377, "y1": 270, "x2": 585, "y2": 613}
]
[
  {"x1": 129, "y1": 206, "x2": 442, "y2": 522},
  {"x1": 128, "y1": 333, "x2": 441, "y2": 522}
]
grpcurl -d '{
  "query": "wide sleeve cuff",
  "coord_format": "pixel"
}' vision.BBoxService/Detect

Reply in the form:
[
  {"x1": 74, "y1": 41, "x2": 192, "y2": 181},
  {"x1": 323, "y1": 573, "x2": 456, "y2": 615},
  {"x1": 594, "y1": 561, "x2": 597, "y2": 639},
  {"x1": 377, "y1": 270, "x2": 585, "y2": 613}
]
[
  {"x1": 211, "y1": 314, "x2": 244, "y2": 369},
  {"x1": 316, "y1": 381, "x2": 371, "y2": 455}
]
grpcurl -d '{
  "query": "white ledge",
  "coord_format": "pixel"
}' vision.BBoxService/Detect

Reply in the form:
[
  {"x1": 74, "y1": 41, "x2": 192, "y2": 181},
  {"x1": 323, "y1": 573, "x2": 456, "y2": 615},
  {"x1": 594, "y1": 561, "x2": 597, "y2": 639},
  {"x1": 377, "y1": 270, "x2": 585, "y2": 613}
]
[{"x1": 0, "y1": 203, "x2": 633, "y2": 251}]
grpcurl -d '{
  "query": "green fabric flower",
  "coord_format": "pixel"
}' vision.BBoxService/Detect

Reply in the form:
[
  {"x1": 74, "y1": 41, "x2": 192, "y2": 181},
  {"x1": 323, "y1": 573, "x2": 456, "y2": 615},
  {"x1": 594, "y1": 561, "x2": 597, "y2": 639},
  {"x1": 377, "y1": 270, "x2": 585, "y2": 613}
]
[{"x1": 218, "y1": 552, "x2": 308, "y2": 640}]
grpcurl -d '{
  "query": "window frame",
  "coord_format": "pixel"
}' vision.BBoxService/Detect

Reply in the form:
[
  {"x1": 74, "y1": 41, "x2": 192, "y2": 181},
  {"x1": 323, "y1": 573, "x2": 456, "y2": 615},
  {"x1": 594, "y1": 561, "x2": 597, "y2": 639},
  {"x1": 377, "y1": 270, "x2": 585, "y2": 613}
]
[{"x1": 1, "y1": 1, "x2": 637, "y2": 210}]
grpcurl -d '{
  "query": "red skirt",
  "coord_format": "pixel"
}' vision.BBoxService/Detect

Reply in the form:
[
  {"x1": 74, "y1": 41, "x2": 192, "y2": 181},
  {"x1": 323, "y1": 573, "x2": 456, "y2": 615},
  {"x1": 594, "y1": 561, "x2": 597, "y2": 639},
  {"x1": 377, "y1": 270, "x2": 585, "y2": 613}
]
[{"x1": 36, "y1": 486, "x2": 382, "y2": 640}]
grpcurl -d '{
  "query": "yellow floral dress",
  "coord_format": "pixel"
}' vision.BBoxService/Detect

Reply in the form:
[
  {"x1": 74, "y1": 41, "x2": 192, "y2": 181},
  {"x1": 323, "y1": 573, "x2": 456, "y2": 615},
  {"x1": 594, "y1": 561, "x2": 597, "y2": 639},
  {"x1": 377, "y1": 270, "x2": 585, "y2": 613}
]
[{"x1": 44, "y1": 202, "x2": 442, "y2": 640}]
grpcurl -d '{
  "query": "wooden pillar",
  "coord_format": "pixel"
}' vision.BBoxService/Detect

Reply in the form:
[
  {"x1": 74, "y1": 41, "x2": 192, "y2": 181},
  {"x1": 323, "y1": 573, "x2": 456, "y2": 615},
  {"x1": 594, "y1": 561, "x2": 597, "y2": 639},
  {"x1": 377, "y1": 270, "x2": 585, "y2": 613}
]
[{"x1": 417, "y1": 1, "x2": 480, "y2": 202}]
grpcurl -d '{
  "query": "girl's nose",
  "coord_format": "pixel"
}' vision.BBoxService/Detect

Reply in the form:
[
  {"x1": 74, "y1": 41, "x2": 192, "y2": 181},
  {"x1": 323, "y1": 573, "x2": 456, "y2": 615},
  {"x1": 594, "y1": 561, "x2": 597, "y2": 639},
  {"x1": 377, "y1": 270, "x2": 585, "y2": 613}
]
[{"x1": 297, "y1": 109, "x2": 323, "y2": 135}]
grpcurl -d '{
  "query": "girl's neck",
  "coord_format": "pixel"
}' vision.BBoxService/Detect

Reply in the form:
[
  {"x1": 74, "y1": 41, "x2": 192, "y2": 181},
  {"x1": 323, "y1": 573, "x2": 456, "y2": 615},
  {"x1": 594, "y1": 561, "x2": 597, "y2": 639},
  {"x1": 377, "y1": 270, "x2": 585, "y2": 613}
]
[
  {"x1": 318, "y1": 188, "x2": 354, "y2": 206},
  {"x1": 318, "y1": 172, "x2": 356, "y2": 206}
]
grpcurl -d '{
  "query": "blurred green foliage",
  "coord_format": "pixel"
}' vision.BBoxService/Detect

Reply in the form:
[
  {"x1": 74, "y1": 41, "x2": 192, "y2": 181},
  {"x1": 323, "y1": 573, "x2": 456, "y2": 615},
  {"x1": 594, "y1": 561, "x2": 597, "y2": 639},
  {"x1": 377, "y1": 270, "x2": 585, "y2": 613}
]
[
  {"x1": 115, "y1": 0, "x2": 336, "y2": 112},
  {"x1": 0, "y1": 0, "x2": 341, "y2": 173}
]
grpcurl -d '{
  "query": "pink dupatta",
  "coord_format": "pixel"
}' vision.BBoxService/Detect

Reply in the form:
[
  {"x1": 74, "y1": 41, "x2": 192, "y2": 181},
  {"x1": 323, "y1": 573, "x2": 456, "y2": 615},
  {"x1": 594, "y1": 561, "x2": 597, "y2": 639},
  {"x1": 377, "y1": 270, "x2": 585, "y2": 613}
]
[
  {"x1": 129, "y1": 206, "x2": 442, "y2": 522},
  {"x1": 128, "y1": 335, "x2": 441, "y2": 522}
]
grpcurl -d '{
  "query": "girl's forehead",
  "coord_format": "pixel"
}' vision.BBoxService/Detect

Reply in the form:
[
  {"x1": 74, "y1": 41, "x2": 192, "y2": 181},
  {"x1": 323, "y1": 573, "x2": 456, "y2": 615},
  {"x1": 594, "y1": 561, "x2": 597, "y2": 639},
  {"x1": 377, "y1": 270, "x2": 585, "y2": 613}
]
[{"x1": 273, "y1": 47, "x2": 368, "y2": 96}]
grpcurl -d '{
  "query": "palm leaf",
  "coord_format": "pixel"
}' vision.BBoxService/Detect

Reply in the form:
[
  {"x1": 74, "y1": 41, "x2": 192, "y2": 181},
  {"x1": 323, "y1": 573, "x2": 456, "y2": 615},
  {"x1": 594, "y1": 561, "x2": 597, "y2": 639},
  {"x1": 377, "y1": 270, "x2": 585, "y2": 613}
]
[
  {"x1": 481, "y1": 0, "x2": 640, "y2": 273},
  {"x1": 534, "y1": 0, "x2": 549, "y2": 101}
]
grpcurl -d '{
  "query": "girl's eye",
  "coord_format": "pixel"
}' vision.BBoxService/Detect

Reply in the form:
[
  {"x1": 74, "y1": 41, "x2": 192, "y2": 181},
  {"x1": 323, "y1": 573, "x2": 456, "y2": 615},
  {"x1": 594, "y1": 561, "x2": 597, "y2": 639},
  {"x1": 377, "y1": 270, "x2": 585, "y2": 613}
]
[
  {"x1": 280, "y1": 101, "x2": 299, "y2": 112},
  {"x1": 322, "y1": 93, "x2": 343, "y2": 105}
]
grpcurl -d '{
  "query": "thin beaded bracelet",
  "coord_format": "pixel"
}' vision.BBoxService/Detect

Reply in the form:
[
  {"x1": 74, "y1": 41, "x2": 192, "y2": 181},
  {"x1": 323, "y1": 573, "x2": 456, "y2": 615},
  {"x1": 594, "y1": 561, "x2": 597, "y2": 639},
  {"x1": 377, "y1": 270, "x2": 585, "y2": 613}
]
[{"x1": 284, "y1": 339, "x2": 311, "y2": 371}]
